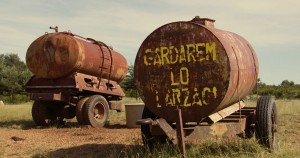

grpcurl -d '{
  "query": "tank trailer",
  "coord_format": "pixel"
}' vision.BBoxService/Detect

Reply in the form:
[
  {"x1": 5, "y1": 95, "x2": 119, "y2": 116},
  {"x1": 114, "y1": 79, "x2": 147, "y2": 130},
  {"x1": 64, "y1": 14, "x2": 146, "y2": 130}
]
[
  {"x1": 135, "y1": 16, "x2": 278, "y2": 155},
  {"x1": 25, "y1": 28, "x2": 128, "y2": 128}
]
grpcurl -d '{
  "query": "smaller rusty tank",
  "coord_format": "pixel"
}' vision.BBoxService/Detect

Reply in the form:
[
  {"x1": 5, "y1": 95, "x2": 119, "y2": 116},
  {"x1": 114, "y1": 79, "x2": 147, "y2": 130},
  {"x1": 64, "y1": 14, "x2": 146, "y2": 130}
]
[
  {"x1": 25, "y1": 28, "x2": 128, "y2": 128},
  {"x1": 134, "y1": 16, "x2": 259, "y2": 123},
  {"x1": 26, "y1": 32, "x2": 128, "y2": 83}
]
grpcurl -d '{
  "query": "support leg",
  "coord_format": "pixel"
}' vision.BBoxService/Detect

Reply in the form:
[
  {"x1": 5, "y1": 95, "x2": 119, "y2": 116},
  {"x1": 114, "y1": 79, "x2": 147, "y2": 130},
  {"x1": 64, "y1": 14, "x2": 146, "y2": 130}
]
[{"x1": 176, "y1": 106, "x2": 186, "y2": 158}]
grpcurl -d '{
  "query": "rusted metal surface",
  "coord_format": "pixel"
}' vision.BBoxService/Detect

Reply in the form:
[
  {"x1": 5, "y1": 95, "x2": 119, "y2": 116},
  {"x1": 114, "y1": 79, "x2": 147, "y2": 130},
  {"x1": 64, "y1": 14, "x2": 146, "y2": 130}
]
[
  {"x1": 176, "y1": 107, "x2": 186, "y2": 158},
  {"x1": 155, "y1": 118, "x2": 177, "y2": 143},
  {"x1": 185, "y1": 118, "x2": 247, "y2": 142},
  {"x1": 141, "y1": 107, "x2": 253, "y2": 145},
  {"x1": 26, "y1": 72, "x2": 125, "y2": 104},
  {"x1": 26, "y1": 32, "x2": 128, "y2": 83},
  {"x1": 134, "y1": 16, "x2": 259, "y2": 123}
]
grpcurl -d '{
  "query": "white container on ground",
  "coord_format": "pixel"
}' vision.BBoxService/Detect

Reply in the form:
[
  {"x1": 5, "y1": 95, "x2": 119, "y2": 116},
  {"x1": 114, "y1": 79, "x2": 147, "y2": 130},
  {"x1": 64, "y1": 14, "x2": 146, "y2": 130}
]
[
  {"x1": 125, "y1": 103, "x2": 145, "y2": 128},
  {"x1": 0, "y1": 100, "x2": 4, "y2": 107}
]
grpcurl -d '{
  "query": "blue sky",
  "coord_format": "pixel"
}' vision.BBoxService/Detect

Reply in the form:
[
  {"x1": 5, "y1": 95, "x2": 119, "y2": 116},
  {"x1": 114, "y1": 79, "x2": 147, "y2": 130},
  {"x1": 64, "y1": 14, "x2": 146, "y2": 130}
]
[{"x1": 0, "y1": 0, "x2": 299, "y2": 85}]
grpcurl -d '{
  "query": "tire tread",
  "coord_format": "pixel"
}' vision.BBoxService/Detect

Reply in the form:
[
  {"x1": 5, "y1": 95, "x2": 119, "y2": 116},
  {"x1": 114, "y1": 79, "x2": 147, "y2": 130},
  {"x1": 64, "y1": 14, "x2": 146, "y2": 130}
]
[
  {"x1": 255, "y1": 96, "x2": 278, "y2": 152},
  {"x1": 83, "y1": 95, "x2": 109, "y2": 128}
]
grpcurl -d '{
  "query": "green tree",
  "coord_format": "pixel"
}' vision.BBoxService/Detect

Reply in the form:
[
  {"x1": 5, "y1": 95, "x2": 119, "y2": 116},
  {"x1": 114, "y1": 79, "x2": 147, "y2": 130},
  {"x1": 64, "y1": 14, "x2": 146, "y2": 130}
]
[
  {"x1": 280, "y1": 80, "x2": 295, "y2": 87},
  {"x1": 120, "y1": 64, "x2": 138, "y2": 97},
  {"x1": 0, "y1": 53, "x2": 32, "y2": 102}
]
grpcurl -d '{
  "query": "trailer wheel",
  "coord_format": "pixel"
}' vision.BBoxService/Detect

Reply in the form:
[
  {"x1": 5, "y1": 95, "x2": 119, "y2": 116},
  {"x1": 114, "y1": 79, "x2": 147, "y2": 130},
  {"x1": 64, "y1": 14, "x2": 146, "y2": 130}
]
[
  {"x1": 255, "y1": 96, "x2": 279, "y2": 152},
  {"x1": 141, "y1": 106, "x2": 169, "y2": 149},
  {"x1": 32, "y1": 101, "x2": 48, "y2": 126},
  {"x1": 76, "y1": 97, "x2": 89, "y2": 125},
  {"x1": 32, "y1": 101, "x2": 64, "y2": 126},
  {"x1": 61, "y1": 105, "x2": 76, "y2": 119},
  {"x1": 83, "y1": 95, "x2": 109, "y2": 128}
]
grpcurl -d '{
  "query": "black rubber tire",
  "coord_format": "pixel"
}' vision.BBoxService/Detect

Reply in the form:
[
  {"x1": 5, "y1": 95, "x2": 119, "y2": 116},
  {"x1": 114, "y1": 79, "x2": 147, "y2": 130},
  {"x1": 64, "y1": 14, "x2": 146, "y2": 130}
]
[
  {"x1": 32, "y1": 101, "x2": 48, "y2": 126},
  {"x1": 255, "y1": 96, "x2": 279, "y2": 152},
  {"x1": 141, "y1": 106, "x2": 169, "y2": 149},
  {"x1": 32, "y1": 101, "x2": 64, "y2": 126},
  {"x1": 83, "y1": 95, "x2": 109, "y2": 128},
  {"x1": 61, "y1": 105, "x2": 76, "y2": 119},
  {"x1": 76, "y1": 97, "x2": 89, "y2": 125}
]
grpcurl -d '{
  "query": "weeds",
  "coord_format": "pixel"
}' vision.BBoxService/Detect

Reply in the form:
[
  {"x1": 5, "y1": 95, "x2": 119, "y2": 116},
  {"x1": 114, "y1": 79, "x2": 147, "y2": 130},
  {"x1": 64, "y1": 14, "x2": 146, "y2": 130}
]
[
  {"x1": 30, "y1": 146, "x2": 50, "y2": 158},
  {"x1": 114, "y1": 139, "x2": 265, "y2": 158}
]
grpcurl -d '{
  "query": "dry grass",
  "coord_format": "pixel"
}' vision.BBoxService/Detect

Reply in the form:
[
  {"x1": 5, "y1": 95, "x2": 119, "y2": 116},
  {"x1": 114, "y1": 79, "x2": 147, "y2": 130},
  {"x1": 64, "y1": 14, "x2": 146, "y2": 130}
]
[
  {"x1": 0, "y1": 98, "x2": 299, "y2": 157},
  {"x1": 119, "y1": 99, "x2": 300, "y2": 158},
  {"x1": 0, "y1": 102, "x2": 35, "y2": 129}
]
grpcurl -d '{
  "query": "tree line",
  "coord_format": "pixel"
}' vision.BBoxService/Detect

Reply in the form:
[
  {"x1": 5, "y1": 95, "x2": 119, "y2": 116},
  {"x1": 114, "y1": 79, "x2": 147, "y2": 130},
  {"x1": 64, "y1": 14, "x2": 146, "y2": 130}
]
[
  {"x1": 251, "y1": 79, "x2": 300, "y2": 99},
  {"x1": 0, "y1": 53, "x2": 299, "y2": 104}
]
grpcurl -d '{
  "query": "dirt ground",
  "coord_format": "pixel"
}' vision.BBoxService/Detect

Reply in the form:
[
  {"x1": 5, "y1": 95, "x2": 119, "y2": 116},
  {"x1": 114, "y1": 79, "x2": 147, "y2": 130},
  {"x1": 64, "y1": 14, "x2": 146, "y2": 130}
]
[
  {"x1": 1, "y1": 100, "x2": 299, "y2": 158},
  {"x1": 1, "y1": 118, "x2": 300, "y2": 158},
  {"x1": 0, "y1": 125, "x2": 142, "y2": 158}
]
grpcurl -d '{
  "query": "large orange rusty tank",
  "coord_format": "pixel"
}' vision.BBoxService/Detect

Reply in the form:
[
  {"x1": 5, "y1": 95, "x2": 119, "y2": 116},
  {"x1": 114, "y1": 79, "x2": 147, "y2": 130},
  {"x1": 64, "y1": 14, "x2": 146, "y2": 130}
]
[
  {"x1": 26, "y1": 32, "x2": 128, "y2": 83},
  {"x1": 134, "y1": 17, "x2": 259, "y2": 123}
]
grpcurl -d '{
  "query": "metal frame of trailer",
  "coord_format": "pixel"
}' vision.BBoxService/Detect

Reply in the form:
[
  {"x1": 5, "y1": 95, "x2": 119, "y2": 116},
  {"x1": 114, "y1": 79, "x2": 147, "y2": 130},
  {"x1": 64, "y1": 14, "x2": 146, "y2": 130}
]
[{"x1": 137, "y1": 96, "x2": 278, "y2": 157}]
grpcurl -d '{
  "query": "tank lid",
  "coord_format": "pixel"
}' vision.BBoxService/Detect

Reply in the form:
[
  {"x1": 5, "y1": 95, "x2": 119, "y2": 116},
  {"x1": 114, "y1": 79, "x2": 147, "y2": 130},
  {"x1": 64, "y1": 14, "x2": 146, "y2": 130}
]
[{"x1": 190, "y1": 16, "x2": 215, "y2": 27}]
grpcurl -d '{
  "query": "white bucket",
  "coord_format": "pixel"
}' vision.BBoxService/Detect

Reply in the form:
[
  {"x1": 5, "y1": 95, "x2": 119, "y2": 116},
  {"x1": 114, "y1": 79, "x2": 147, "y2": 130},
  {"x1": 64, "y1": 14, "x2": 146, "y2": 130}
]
[
  {"x1": 125, "y1": 103, "x2": 145, "y2": 128},
  {"x1": 0, "y1": 100, "x2": 4, "y2": 107}
]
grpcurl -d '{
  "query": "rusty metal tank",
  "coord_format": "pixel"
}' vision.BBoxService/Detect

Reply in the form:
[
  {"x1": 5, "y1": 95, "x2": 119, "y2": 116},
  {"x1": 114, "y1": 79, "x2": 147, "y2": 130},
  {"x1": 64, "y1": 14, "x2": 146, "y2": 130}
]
[
  {"x1": 26, "y1": 32, "x2": 128, "y2": 83},
  {"x1": 134, "y1": 16, "x2": 259, "y2": 123}
]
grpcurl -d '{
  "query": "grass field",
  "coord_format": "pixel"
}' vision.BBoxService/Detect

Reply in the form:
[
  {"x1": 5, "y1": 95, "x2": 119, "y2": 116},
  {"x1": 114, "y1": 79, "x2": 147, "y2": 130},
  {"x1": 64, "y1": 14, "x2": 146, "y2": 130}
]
[{"x1": 0, "y1": 99, "x2": 299, "y2": 158}]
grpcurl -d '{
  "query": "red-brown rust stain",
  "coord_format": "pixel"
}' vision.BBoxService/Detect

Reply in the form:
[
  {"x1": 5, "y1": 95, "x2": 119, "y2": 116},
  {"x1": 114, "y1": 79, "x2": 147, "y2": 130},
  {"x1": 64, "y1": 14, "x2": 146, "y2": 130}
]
[
  {"x1": 26, "y1": 33, "x2": 80, "y2": 79},
  {"x1": 44, "y1": 33, "x2": 80, "y2": 78},
  {"x1": 26, "y1": 34, "x2": 47, "y2": 77}
]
